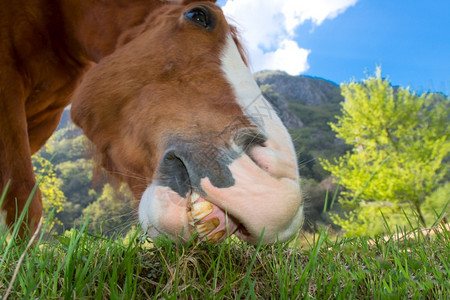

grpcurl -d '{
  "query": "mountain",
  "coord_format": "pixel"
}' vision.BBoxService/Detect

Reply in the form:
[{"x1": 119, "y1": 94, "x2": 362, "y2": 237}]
[
  {"x1": 255, "y1": 70, "x2": 343, "y2": 107},
  {"x1": 255, "y1": 70, "x2": 344, "y2": 130},
  {"x1": 254, "y1": 70, "x2": 349, "y2": 181}
]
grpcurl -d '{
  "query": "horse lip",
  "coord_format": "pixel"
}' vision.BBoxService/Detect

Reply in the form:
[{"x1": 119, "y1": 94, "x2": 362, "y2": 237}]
[{"x1": 155, "y1": 149, "x2": 243, "y2": 242}]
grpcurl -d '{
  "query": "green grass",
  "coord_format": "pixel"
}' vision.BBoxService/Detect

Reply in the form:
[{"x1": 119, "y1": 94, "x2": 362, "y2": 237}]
[
  {"x1": 1, "y1": 185, "x2": 449, "y2": 299},
  {"x1": 1, "y1": 214, "x2": 449, "y2": 299}
]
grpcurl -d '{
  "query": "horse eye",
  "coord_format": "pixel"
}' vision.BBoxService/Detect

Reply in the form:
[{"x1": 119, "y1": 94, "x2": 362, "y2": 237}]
[{"x1": 184, "y1": 7, "x2": 214, "y2": 30}]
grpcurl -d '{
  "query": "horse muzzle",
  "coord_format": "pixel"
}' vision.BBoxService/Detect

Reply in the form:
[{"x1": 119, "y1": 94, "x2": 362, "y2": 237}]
[{"x1": 138, "y1": 130, "x2": 303, "y2": 245}]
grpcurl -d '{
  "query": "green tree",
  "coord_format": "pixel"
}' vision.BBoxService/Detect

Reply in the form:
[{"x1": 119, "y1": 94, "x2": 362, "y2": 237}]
[
  {"x1": 32, "y1": 154, "x2": 66, "y2": 225},
  {"x1": 321, "y1": 69, "x2": 449, "y2": 234},
  {"x1": 81, "y1": 183, "x2": 135, "y2": 236},
  {"x1": 41, "y1": 126, "x2": 87, "y2": 165}
]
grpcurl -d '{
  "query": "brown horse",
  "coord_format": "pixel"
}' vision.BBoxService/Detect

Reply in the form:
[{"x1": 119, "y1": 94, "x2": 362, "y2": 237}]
[{"x1": 0, "y1": 0, "x2": 303, "y2": 244}]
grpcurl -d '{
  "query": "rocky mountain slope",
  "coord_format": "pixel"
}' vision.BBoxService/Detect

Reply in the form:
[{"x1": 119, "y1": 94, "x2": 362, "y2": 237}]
[
  {"x1": 255, "y1": 70, "x2": 343, "y2": 107},
  {"x1": 254, "y1": 70, "x2": 348, "y2": 181},
  {"x1": 255, "y1": 70, "x2": 344, "y2": 130}
]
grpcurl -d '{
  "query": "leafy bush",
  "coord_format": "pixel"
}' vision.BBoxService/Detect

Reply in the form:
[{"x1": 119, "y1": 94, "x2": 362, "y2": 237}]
[
  {"x1": 32, "y1": 154, "x2": 66, "y2": 227},
  {"x1": 321, "y1": 68, "x2": 450, "y2": 235},
  {"x1": 81, "y1": 183, "x2": 135, "y2": 236}
]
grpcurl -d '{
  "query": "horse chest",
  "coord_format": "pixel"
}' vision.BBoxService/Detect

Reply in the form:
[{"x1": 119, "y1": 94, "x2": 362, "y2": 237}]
[
  {"x1": 25, "y1": 45, "x2": 91, "y2": 117},
  {"x1": 23, "y1": 61, "x2": 88, "y2": 153},
  {"x1": 26, "y1": 78, "x2": 77, "y2": 123}
]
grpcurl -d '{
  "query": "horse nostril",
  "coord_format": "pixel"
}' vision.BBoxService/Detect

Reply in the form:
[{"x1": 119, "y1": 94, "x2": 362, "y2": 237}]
[
  {"x1": 233, "y1": 128, "x2": 273, "y2": 173},
  {"x1": 234, "y1": 128, "x2": 267, "y2": 154},
  {"x1": 248, "y1": 144, "x2": 273, "y2": 174},
  {"x1": 158, "y1": 150, "x2": 191, "y2": 197}
]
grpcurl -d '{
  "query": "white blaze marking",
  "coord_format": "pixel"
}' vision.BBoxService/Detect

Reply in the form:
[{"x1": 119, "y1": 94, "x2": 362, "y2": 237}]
[
  {"x1": 220, "y1": 35, "x2": 262, "y2": 109},
  {"x1": 220, "y1": 34, "x2": 298, "y2": 175},
  {"x1": 220, "y1": 34, "x2": 287, "y2": 132}
]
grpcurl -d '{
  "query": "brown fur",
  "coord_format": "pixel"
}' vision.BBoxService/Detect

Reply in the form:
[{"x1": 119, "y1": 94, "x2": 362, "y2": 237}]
[
  {"x1": 0, "y1": 0, "x2": 248, "y2": 236},
  {"x1": 71, "y1": 1, "x2": 250, "y2": 200}
]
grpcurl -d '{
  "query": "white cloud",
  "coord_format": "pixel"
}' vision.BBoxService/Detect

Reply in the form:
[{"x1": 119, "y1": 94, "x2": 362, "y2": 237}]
[
  {"x1": 251, "y1": 39, "x2": 311, "y2": 75},
  {"x1": 222, "y1": 0, "x2": 357, "y2": 75}
]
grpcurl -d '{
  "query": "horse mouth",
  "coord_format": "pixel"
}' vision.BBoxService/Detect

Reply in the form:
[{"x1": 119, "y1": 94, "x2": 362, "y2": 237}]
[
  {"x1": 146, "y1": 140, "x2": 302, "y2": 244},
  {"x1": 156, "y1": 147, "x2": 251, "y2": 242},
  {"x1": 187, "y1": 190, "x2": 249, "y2": 242}
]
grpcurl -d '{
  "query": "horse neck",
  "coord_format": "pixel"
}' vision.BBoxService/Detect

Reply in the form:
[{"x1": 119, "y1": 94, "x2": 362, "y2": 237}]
[{"x1": 59, "y1": 0, "x2": 165, "y2": 63}]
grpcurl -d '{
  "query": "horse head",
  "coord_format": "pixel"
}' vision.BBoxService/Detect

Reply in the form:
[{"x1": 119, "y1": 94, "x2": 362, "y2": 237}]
[{"x1": 71, "y1": 0, "x2": 303, "y2": 244}]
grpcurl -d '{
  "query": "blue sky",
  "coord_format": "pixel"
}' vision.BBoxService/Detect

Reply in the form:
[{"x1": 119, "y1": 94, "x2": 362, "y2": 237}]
[{"x1": 218, "y1": 0, "x2": 450, "y2": 94}]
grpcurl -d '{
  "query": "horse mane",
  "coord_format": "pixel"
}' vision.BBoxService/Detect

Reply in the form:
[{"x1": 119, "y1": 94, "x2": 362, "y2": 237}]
[{"x1": 229, "y1": 25, "x2": 249, "y2": 66}]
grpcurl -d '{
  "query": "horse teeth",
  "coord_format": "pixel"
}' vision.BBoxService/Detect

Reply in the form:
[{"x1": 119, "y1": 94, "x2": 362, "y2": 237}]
[
  {"x1": 187, "y1": 192, "x2": 219, "y2": 238},
  {"x1": 197, "y1": 226, "x2": 209, "y2": 236},
  {"x1": 207, "y1": 231, "x2": 225, "y2": 242},
  {"x1": 196, "y1": 218, "x2": 219, "y2": 236},
  {"x1": 191, "y1": 201, "x2": 213, "y2": 221},
  {"x1": 190, "y1": 191, "x2": 200, "y2": 203}
]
